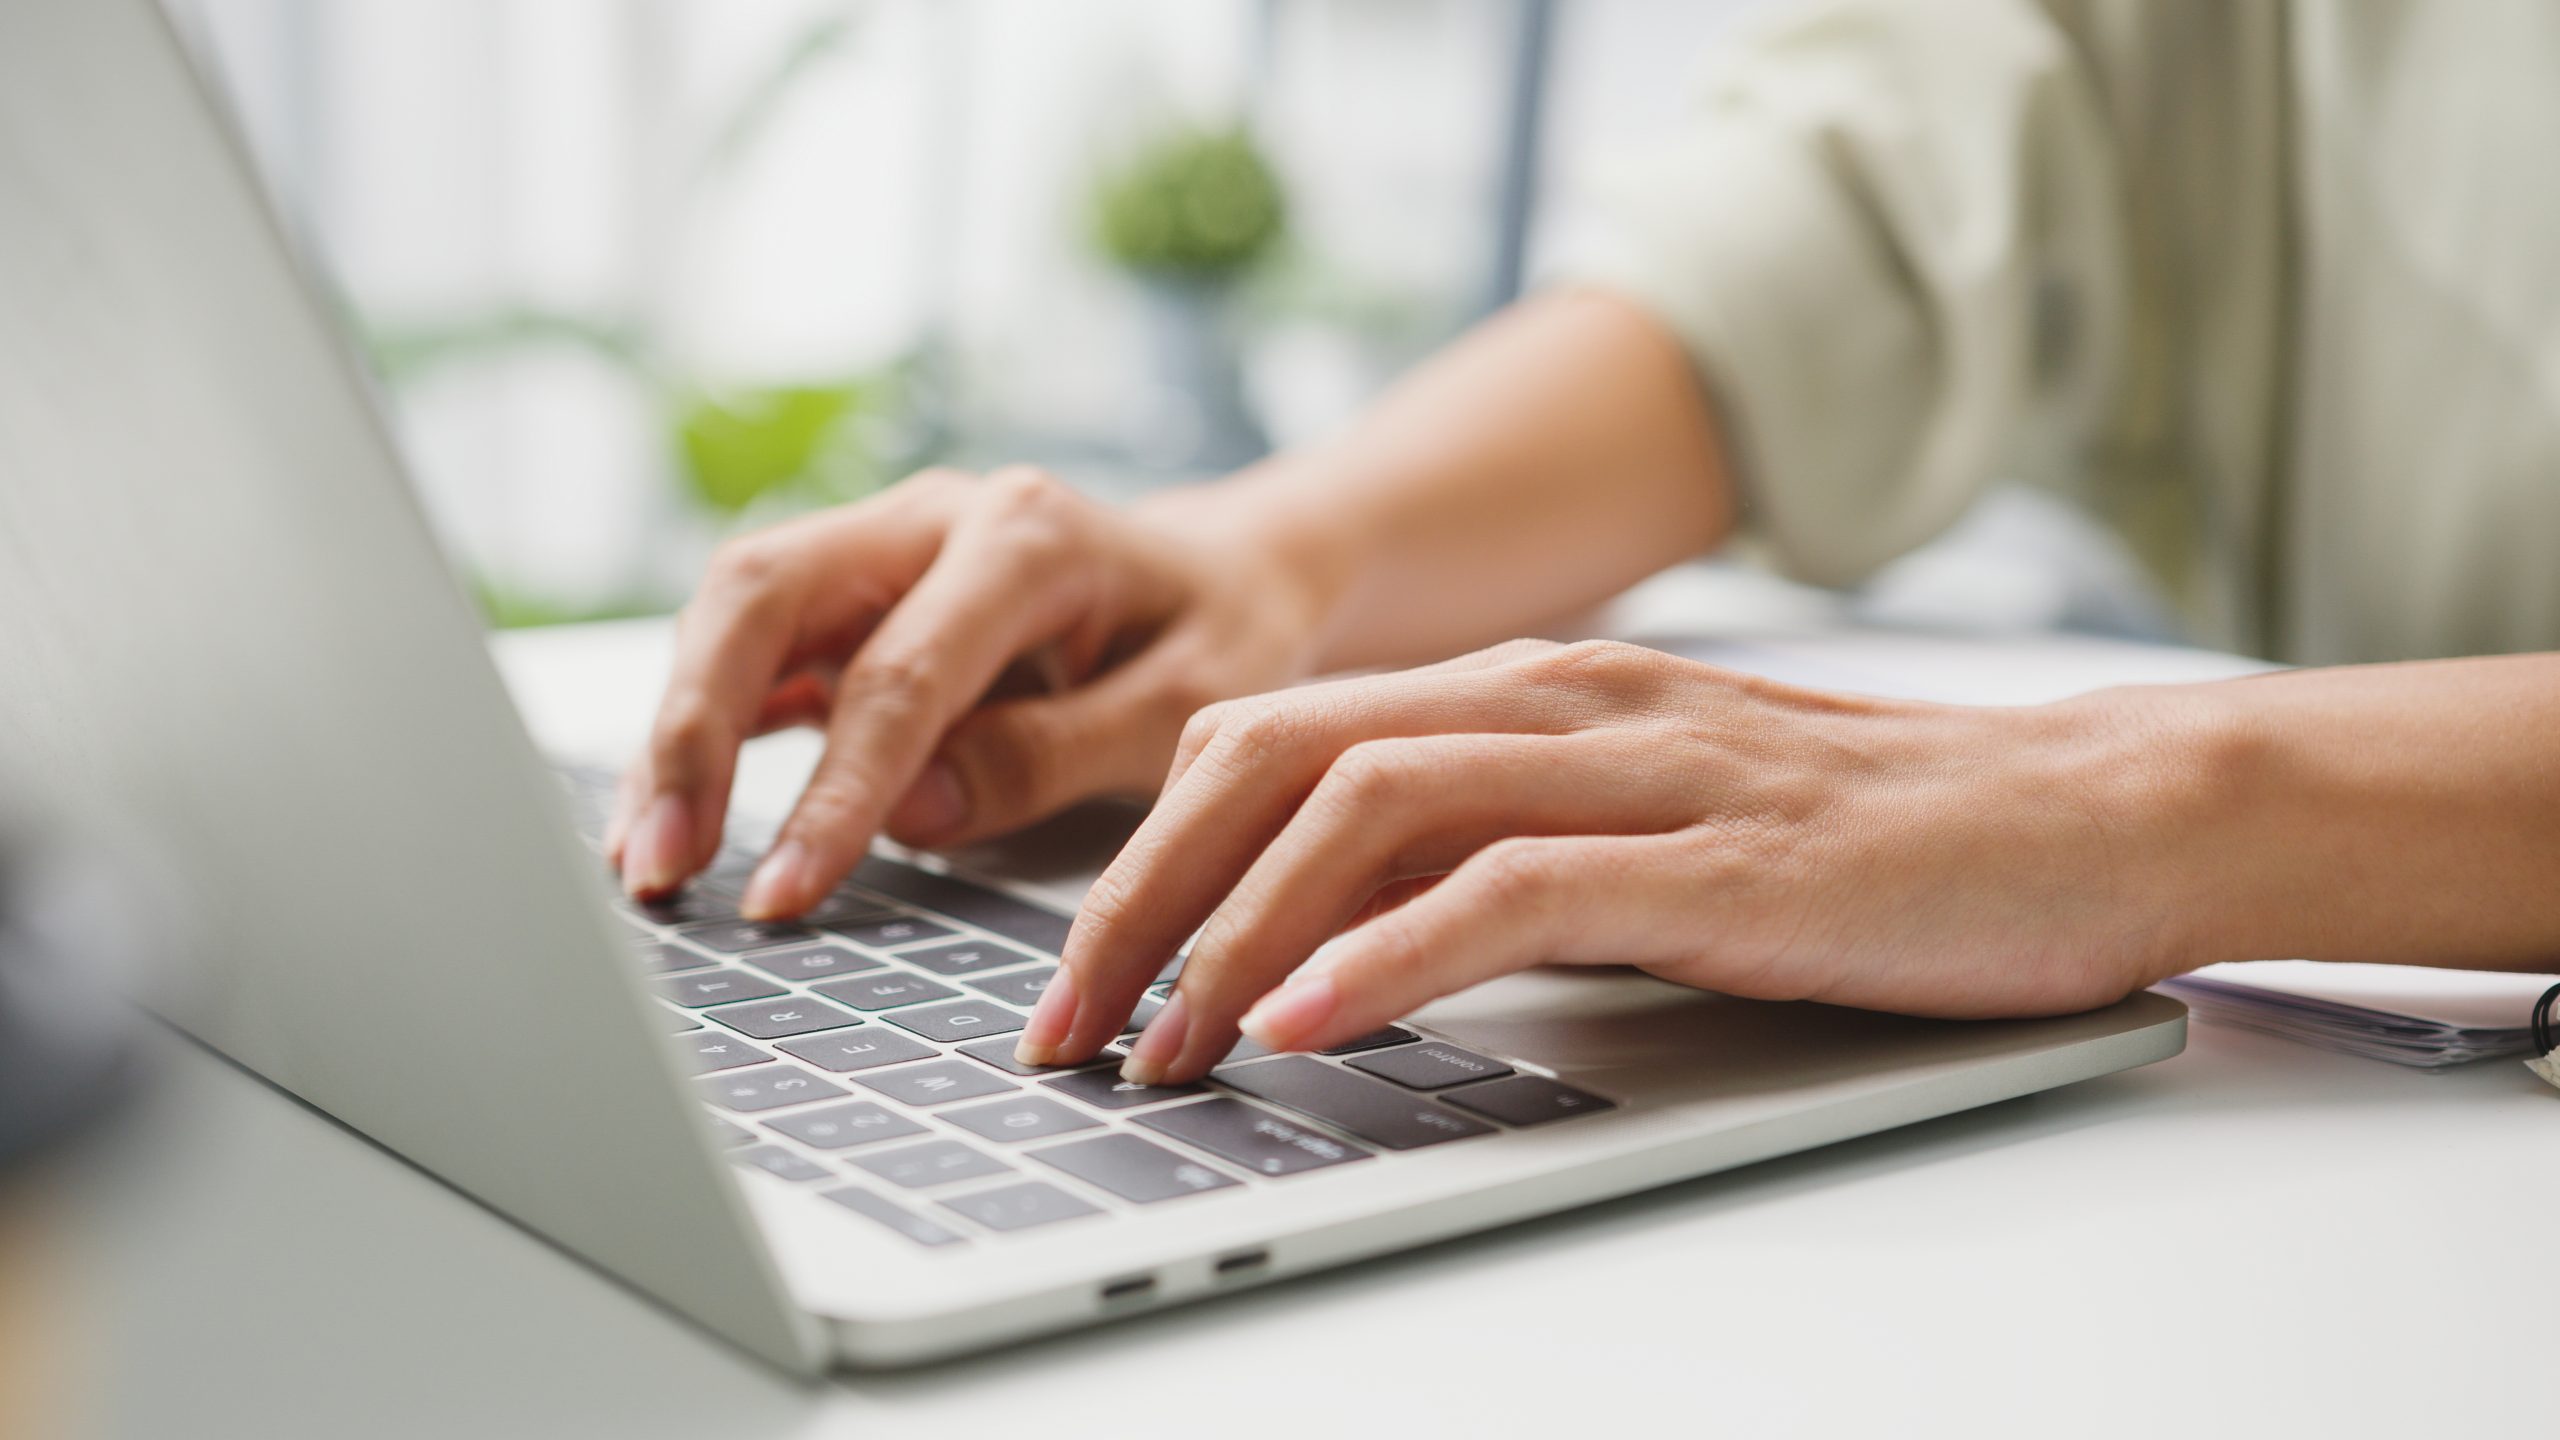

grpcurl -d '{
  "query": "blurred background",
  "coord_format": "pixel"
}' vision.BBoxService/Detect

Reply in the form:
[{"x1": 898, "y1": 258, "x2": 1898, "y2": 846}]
[{"x1": 170, "y1": 0, "x2": 1788, "y2": 630}]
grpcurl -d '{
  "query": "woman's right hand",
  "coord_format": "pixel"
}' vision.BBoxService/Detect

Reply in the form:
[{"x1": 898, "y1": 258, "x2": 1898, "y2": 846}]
[{"x1": 606, "y1": 465, "x2": 1338, "y2": 920}]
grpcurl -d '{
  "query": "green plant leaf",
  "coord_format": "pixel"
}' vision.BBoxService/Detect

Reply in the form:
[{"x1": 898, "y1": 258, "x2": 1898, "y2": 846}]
[{"x1": 675, "y1": 382, "x2": 867, "y2": 515}]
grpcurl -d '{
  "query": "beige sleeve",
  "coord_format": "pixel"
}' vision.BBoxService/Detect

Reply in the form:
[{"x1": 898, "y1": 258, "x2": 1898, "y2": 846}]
[{"x1": 1565, "y1": 0, "x2": 2134, "y2": 587}]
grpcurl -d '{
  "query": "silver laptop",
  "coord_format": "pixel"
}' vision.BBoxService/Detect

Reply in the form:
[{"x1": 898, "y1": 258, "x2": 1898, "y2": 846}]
[{"x1": 0, "y1": 0, "x2": 2185, "y2": 1374}]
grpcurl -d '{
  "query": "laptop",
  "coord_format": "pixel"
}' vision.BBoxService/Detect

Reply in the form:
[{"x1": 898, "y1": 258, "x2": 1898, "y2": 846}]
[{"x1": 0, "y1": 0, "x2": 2186, "y2": 1374}]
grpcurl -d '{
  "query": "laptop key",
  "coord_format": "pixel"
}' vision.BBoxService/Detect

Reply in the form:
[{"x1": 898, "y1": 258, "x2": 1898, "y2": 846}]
[
  {"x1": 825, "y1": 1187, "x2": 966, "y2": 1248},
  {"x1": 705, "y1": 997, "x2": 864, "y2": 1039},
  {"x1": 776, "y1": 1029, "x2": 937, "y2": 1072},
  {"x1": 965, "y1": 965, "x2": 1057, "y2": 1007},
  {"x1": 742, "y1": 943, "x2": 883, "y2": 984},
  {"x1": 657, "y1": 967, "x2": 789, "y2": 1009},
  {"x1": 628, "y1": 889, "x2": 740, "y2": 927},
  {"x1": 937, "y1": 1181, "x2": 1101, "y2": 1233},
  {"x1": 708, "y1": 1117, "x2": 756, "y2": 1148},
  {"x1": 853, "y1": 1059, "x2": 1017, "y2": 1108},
  {"x1": 695, "y1": 1064, "x2": 848, "y2": 1113},
  {"x1": 676, "y1": 1032, "x2": 773, "y2": 1075},
  {"x1": 900, "y1": 940, "x2": 1041, "y2": 978},
  {"x1": 662, "y1": 1006, "x2": 703, "y2": 1034},
  {"x1": 940, "y1": 1096, "x2": 1100, "y2": 1144},
  {"x1": 881, "y1": 1000, "x2": 1025, "y2": 1044},
  {"x1": 847, "y1": 856, "x2": 1075, "y2": 955},
  {"x1": 1117, "y1": 997, "x2": 1165, "y2": 1035},
  {"x1": 831, "y1": 914, "x2": 955, "y2": 950},
  {"x1": 953, "y1": 1036, "x2": 1109, "y2": 1078},
  {"x1": 798, "y1": 893, "x2": 901, "y2": 930},
  {"x1": 1031, "y1": 1133, "x2": 1239, "y2": 1204},
  {"x1": 812, "y1": 972, "x2": 960, "y2": 1012},
  {"x1": 1344, "y1": 1042, "x2": 1513, "y2": 1091},
  {"x1": 850, "y1": 1138, "x2": 1014, "y2": 1190},
  {"x1": 734, "y1": 1145, "x2": 829, "y2": 1183},
  {"x1": 764, "y1": 1101, "x2": 927, "y2": 1150},
  {"x1": 1213, "y1": 1056, "x2": 1494, "y2": 1150},
  {"x1": 1040, "y1": 1068, "x2": 1204, "y2": 1111},
  {"x1": 1136, "y1": 1098, "x2": 1373, "y2": 1176},
  {"x1": 1443, "y1": 1074, "x2": 1615, "y2": 1126},
  {"x1": 680, "y1": 920, "x2": 820, "y2": 954},
  {"x1": 636, "y1": 940, "x2": 715, "y2": 974},
  {"x1": 1318, "y1": 1026, "x2": 1418, "y2": 1056}
]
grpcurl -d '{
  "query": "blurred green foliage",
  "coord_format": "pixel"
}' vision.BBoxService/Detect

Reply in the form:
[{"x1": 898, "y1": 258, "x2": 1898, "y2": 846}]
[
  {"x1": 676, "y1": 377, "x2": 892, "y2": 515},
  {"x1": 1093, "y1": 125, "x2": 1286, "y2": 279}
]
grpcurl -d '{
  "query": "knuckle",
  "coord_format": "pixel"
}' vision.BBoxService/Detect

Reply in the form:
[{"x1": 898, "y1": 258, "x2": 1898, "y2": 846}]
[
  {"x1": 1321, "y1": 739, "x2": 1421, "y2": 811},
  {"x1": 953, "y1": 709, "x2": 1054, "y2": 808},
  {"x1": 1479, "y1": 637, "x2": 1563, "y2": 667},
  {"x1": 1467, "y1": 837, "x2": 1567, "y2": 916},
  {"x1": 705, "y1": 532, "x2": 790, "y2": 590},
  {"x1": 649, "y1": 695, "x2": 728, "y2": 765},
  {"x1": 1531, "y1": 638, "x2": 1660, "y2": 690},
  {"x1": 841, "y1": 648, "x2": 940, "y2": 721},
  {"x1": 1204, "y1": 703, "x2": 1299, "y2": 778},
  {"x1": 1177, "y1": 697, "x2": 1242, "y2": 758}
]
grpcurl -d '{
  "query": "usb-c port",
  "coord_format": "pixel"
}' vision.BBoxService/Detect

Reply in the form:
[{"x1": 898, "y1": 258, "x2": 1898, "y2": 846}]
[
  {"x1": 1212, "y1": 1248, "x2": 1269, "y2": 1279},
  {"x1": 1099, "y1": 1275, "x2": 1157, "y2": 1304}
]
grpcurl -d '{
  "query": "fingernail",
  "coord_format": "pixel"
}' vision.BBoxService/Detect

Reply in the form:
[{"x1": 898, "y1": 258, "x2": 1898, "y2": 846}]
[
  {"x1": 1240, "y1": 972, "x2": 1339, "y2": 1051},
  {"x1": 886, "y1": 761, "x2": 968, "y2": 841},
  {"x1": 1119, "y1": 991, "x2": 1190, "y2": 1086},
  {"x1": 1013, "y1": 963, "x2": 1081, "y2": 1067},
  {"x1": 741, "y1": 839, "x2": 816, "y2": 919},
  {"x1": 624, "y1": 794, "x2": 690, "y2": 896}
]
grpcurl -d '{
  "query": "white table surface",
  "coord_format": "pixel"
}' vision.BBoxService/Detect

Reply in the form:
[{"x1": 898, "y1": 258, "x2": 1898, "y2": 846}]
[{"x1": 84, "y1": 598, "x2": 2560, "y2": 1439}]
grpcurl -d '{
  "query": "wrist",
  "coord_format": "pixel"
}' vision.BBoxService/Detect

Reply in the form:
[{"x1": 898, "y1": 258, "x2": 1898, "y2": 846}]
[
  {"x1": 2035, "y1": 682, "x2": 2269, "y2": 985},
  {"x1": 1133, "y1": 450, "x2": 1383, "y2": 673}
]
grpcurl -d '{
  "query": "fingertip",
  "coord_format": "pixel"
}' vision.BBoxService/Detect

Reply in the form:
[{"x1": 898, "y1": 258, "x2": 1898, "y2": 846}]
[
  {"x1": 1238, "y1": 972, "x2": 1339, "y2": 1053},
  {"x1": 739, "y1": 838, "x2": 822, "y2": 920},
  {"x1": 622, "y1": 792, "x2": 692, "y2": 898}
]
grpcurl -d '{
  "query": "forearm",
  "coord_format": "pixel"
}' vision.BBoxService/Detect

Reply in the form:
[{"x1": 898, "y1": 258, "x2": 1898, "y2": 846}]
[
  {"x1": 1140, "y1": 288, "x2": 1733, "y2": 671},
  {"x1": 2130, "y1": 654, "x2": 2560, "y2": 975}
]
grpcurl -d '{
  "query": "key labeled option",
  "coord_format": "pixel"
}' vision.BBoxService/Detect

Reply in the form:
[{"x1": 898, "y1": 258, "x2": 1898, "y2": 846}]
[{"x1": 1344, "y1": 1042, "x2": 1513, "y2": 1091}]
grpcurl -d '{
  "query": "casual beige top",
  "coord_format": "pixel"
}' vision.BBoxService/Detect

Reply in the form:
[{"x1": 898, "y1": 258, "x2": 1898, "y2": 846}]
[{"x1": 1578, "y1": 0, "x2": 2560, "y2": 664}]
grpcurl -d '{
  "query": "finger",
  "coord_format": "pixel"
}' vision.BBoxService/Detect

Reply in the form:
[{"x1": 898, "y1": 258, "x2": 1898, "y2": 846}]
[
  {"x1": 619, "y1": 477, "x2": 968, "y2": 895},
  {"x1": 1157, "y1": 636, "x2": 1561, "y2": 795},
  {"x1": 1347, "y1": 873, "x2": 1444, "y2": 927},
  {"x1": 743, "y1": 470, "x2": 1097, "y2": 918},
  {"x1": 1239, "y1": 833, "x2": 1688, "y2": 1053},
  {"x1": 1137, "y1": 732, "x2": 1689, "y2": 1080},
  {"x1": 881, "y1": 646, "x2": 1198, "y2": 849},
  {"x1": 1039, "y1": 656, "x2": 1593, "y2": 1066}
]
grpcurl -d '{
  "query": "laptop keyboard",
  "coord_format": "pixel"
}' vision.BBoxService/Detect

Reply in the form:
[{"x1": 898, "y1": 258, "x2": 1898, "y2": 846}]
[{"x1": 553, "y1": 766, "x2": 1615, "y2": 1251}]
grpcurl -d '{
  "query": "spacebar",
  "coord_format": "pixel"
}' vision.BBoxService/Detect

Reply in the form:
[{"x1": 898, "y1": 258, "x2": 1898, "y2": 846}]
[{"x1": 1213, "y1": 1056, "x2": 1495, "y2": 1150}]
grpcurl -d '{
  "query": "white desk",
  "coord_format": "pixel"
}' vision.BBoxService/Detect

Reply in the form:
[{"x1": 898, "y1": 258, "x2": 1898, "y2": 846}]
[{"x1": 85, "y1": 606, "x2": 2558, "y2": 1438}]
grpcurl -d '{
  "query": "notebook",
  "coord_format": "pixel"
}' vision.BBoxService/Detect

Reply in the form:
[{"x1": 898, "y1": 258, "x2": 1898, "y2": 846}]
[{"x1": 2156, "y1": 961, "x2": 2560, "y2": 1069}]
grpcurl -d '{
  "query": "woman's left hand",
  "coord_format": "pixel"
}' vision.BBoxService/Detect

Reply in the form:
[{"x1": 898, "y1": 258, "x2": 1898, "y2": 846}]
[{"x1": 1016, "y1": 638, "x2": 2219, "y2": 1085}]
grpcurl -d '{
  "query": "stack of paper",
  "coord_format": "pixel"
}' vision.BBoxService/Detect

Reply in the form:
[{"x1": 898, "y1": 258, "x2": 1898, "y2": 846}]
[{"x1": 2157, "y1": 961, "x2": 2558, "y2": 1068}]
